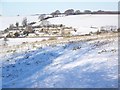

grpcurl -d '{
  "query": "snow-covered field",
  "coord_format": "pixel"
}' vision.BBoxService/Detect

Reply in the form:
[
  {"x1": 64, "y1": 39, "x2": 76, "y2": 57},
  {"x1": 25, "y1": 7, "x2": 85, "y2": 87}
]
[
  {"x1": 49, "y1": 14, "x2": 118, "y2": 34},
  {"x1": 0, "y1": 14, "x2": 118, "y2": 88},
  {"x1": 0, "y1": 38, "x2": 49, "y2": 46},
  {"x1": 0, "y1": 16, "x2": 38, "y2": 31},
  {"x1": 1, "y1": 33, "x2": 118, "y2": 88},
  {"x1": 0, "y1": 14, "x2": 118, "y2": 35}
]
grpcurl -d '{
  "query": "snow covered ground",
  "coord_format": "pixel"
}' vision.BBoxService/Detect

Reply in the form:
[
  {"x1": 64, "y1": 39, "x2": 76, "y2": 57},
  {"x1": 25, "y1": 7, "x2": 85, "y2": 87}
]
[
  {"x1": 0, "y1": 14, "x2": 118, "y2": 35},
  {"x1": 0, "y1": 38, "x2": 49, "y2": 46},
  {"x1": 0, "y1": 16, "x2": 38, "y2": 31},
  {"x1": 0, "y1": 14, "x2": 118, "y2": 88},
  {"x1": 1, "y1": 33, "x2": 118, "y2": 88},
  {"x1": 48, "y1": 14, "x2": 118, "y2": 35}
]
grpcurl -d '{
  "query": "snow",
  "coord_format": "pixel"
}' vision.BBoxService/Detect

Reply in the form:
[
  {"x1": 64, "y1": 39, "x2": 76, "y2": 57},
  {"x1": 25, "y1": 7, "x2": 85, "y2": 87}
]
[
  {"x1": 1, "y1": 34, "x2": 118, "y2": 88},
  {"x1": 0, "y1": 38, "x2": 49, "y2": 46},
  {"x1": 0, "y1": 14, "x2": 118, "y2": 88},
  {"x1": 48, "y1": 14, "x2": 118, "y2": 34},
  {"x1": 0, "y1": 16, "x2": 38, "y2": 31},
  {"x1": 0, "y1": 14, "x2": 118, "y2": 35}
]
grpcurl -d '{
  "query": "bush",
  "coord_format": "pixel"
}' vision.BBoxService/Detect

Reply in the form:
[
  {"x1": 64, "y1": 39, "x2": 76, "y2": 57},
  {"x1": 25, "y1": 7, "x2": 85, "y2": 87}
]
[
  {"x1": 6, "y1": 33, "x2": 13, "y2": 38},
  {"x1": 117, "y1": 28, "x2": 120, "y2": 32},
  {"x1": 42, "y1": 39, "x2": 46, "y2": 41},
  {"x1": 96, "y1": 30, "x2": 101, "y2": 35},
  {"x1": 16, "y1": 22, "x2": 19, "y2": 27},
  {"x1": 14, "y1": 32, "x2": 20, "y2": 37},
  {"x1": 48, "y1": 36, "x2": 57, "y2": 40},
  {"x1": 63, "y1": 35, "x2": 71, "y2": 38},
  {"x1": 23, "y1": 31, "x2": 29, "y2": 36},
  {"x1": 89, "y1": 31, "x2": 93, "y2": 34}
]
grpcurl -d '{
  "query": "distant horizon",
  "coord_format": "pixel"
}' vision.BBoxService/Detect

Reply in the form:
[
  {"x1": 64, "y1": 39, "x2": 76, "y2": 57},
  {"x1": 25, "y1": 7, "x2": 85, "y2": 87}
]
[{"x1": 0, "y1": 2, "x2": 118, "y2": 16}]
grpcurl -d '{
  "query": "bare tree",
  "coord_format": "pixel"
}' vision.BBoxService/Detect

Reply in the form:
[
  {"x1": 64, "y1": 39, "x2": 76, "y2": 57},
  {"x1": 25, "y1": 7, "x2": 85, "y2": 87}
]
[
  {"x1": 22, "y1": 17, "x2": 27, "y2": 27},
  {"x1": 16, "y1": 22, "x2": 19, "y2": 28},
  {"x1": 9, "y1": 24, "x2": 14, "y2": 30}
]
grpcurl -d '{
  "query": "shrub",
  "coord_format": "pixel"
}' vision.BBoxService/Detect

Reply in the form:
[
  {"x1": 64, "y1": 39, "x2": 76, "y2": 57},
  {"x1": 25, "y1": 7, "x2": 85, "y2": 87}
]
[
  {"x1": 117, "y1": 28, "x2": 120, "y2": 32},
  {"x1": 16, "y1": 22, "x2": 19, "y2": 28},
  {"x1": 42, "y1": 39, "x2": 46, "y2": 41},
  {"x1": 22, "y1": 17, "x2": 27, "y2": 27},
  {"x1": 6, "y1": 33, "x2": 13, "y2": 38},
  {"x1": 23, "y1": 31, "x2": 29, "y2": 36},
  {"x1": 9, "y1": 24, "x2": 14, "y2": 30},
  {"x1": 14, "y1": 32, "x2": 20, "y2": 37},
  {"x1": 48, "y1": 36, "x2": 57, "y2": 40},
  {"x1": 96, "y1": 30, "x2": 101, "y2": 35}
]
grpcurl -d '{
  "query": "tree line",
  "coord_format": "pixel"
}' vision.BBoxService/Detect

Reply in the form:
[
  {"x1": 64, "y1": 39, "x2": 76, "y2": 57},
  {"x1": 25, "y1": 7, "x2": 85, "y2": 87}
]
[{"x1": 51, "y1": 9, "x2": 120, "y2": 16}]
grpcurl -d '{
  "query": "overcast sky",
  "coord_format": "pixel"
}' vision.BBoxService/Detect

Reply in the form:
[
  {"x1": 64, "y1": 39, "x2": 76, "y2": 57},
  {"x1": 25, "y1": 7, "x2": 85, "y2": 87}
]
[{"x1": 0, "y1": 2, "x2": 118, "y2": 16}]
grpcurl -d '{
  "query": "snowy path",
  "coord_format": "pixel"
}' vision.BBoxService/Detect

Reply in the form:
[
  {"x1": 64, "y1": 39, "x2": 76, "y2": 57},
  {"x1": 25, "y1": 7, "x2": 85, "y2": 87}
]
[{"x1": 2, "y1": 35, "x2": 118, "y2": 88}]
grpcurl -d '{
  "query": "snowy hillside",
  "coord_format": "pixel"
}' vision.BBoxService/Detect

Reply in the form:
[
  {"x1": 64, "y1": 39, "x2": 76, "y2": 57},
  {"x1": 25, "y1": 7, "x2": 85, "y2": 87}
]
[
  {"x1": 0, "y1": 14, "x2": 118, "y2": 88},
  {"x1": 1, "y1": 33, "x2": 118, "y2": 88},
  {"x1": 0, "y1": 14, "x2": 118, "y2": 35},
  {"x1": 48, "y1": 14, "x2": 118, "y2": 34}
]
